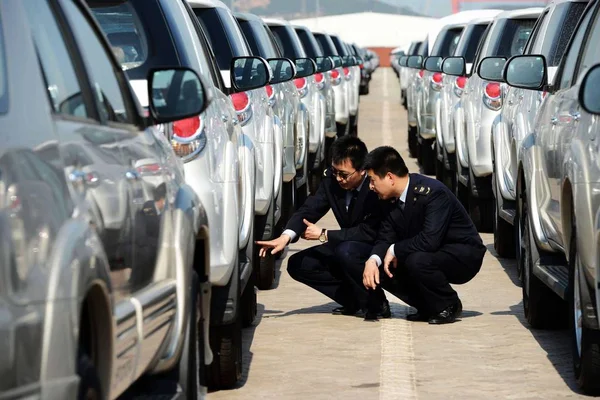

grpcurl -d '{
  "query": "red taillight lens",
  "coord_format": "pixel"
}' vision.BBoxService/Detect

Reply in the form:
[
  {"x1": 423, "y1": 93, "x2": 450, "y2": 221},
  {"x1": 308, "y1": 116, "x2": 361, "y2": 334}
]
[
  {"x1": 294, "y1": 78, "x2": 307, "y2": 90},
  {"x1": 173, "y1": 116, "x2": 201, "y2": 138},
  {"x1": 359, "y1": 64, "x2": 364, "y2": 69},
  {"x1": 231, "y1": 92, "x2": 250, "y2": 112},
  {"x1": 432, "y1": 72, "x2": 443, "y2": 84},
  {"x1": 485, "y1": 83, "x2": 501, "y2": 99},
  {"x1": 265, "y1": 84, "x2": 274, "y2": 99},
  {"x1": 418, "y1": 70, "x2": 424, "y2": 79},
  {"x1": 343, "y1": 67, "x2": 350, "y2": 76},
  {"x1": 314, "y1": 73, "x2": 324, "y2": 83},
  {"x1": 456, "y1": 76, "x2": 467, "y2": 89},
  {"x1": 330, "y1": 69, "x2": 340, "y2": 79},
  {"x1": 136, "y1": 164, "x2": 161, "y2": 174}
]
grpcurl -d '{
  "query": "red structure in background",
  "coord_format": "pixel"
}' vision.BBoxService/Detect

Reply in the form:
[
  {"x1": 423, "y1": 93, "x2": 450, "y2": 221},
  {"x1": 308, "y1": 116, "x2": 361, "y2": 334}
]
[{"x1": 451, "y1": 0, "x2": 549, "y2": 13}]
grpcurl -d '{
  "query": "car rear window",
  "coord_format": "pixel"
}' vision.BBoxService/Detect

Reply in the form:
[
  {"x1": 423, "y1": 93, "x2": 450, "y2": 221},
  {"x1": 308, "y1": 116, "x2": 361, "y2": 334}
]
[
  {"x1": 269, "y1": 25, "x2": 306, "y2": 59},
  {"x1": 314, "y1": 33, "x2": 338, "y2": 56},
  {"x1": 88, "y1": 0, "x2": 179, "y2": 81},
  {"x1": 330, "y1": 36, "x2": 348, "y2": 56},
  {"x1": 495, "y1": 18, "x2": 537, "y2": 57},
  {"x1": 455, "y1": 23, "x2": 489, "y2": 63},
  {"x1": 0, "y1": 10, "x2": 7, "y2": 114},
  {"x1": 296, "y1": 28, "x2": 323, "y2": 58}
]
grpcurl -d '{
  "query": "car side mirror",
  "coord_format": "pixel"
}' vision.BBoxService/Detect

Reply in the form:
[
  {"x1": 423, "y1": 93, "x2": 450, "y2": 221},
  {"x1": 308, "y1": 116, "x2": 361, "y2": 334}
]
[
  {"x1": 294, "y1": 58, "x2": 316, "y2": 78},
  {"x1": 478, "y1": 57, "x2": 507, "y2": 82},
  {"x1": 315, "y1": 56, "x2": 334, "y2": 73},
  {"x1": 504, "y1": 55, "x2": 547, "y2": 90},
  {"x1": 407, "y1": 55, "x2": 423, "y2": 69},
  {"x1": 148, "y1": 67, "x2": 211, "y2": 124},
  {"x1": 230, "y1": 56, "x2": 272, "y2": 93},
  {"x1": 424, "y1": 56, "x2": 443, "y2": 73},
  {"x1": 268, "y1": 58, "x2": 296, "y2": 84},
  {"x1": 330, "y1": 55, "x2": 343, "y2": 68},
  {"x1": 442, "y1": 56, "x2": 466, "y2": 76},
  {"x1": 399, "y1": 56, "x2": 409, "y2": 67},
  {"x1": 579, "y1": 64, "x2": 600, "y2": 115}
]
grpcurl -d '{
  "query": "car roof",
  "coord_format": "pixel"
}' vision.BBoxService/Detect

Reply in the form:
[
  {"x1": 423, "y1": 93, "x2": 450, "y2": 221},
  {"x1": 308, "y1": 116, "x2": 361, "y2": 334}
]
[
  {"x1": 495, "y1": 7, "x2": 544, "y2": 20},
  {"x1": 263, "y1": 18, "x2": 289, "y2": 26},
  {"x1": 187, "y1": 0, "x2": 229, "y2": 8},
  {"x1": 233, "y1": 11, "x2": 261, "y2": 22}
]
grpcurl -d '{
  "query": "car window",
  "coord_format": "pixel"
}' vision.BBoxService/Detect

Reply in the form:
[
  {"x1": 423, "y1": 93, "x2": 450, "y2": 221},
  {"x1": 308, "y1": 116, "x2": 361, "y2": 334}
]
[
  {"x1": 88, "y1": 0, "x2": 179, "y2": 82},
  {"x1": 558, "y1": 5, "x2": 594, "y2": 89},
  {"x1": 238, "y1": 20, "x2": 277, "y2": 59},
  {"x1": 574, "y1": 5, "x2": 600, "y2": 78},
  {"x1": 412, "y1": 41, "x2": 422, "y2": 55},
  {"x1": 22, "y1": 1, "x2": 88, "y2": 118},
  {"x1": 62, "y1": 0, "x2": 130, "y2": 124},
  {"x1": 194, "y1": 7, "x2": 250, "y2": 71},
  {"x1": 314, "y1": 33, "x2": 338, "y2": 56},
  {"x1": 495, "y1": 18, "x2": 537, "y2": 57},
  {"x1": 296, "y1": 28, "x2": 323, "y2": 58},
  {"x1": 459, "y1": 24, "x2": 489, "y2": 63},
  {"x1": 270, "y1": 25, "x2": 306, "y2": 58},
  {"x1": 330, "y1": 36, "x2": 349, "y2": 56},
  {"x1": 0, "y1": 10, "x2": 6, "y2": 114},
  {"x1": 545, "y1": 2, "x2": 588, "y2": 66},
  {"x1": 472, "y1": 25, "x2": 491, "y2": 70},
  {"x1": 431, "y1": 27, "x2": 463, "y2": 57},
  {"x1": 525, "y1": 10, "x2": 549, "y2": 54}
]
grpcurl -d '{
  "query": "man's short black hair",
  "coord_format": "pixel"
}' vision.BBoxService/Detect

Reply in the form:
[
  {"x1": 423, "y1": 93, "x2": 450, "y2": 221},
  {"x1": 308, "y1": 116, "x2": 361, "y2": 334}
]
[
  {"x1": 154, "y1": 182, "x2": 167, "y2": 201},
  {"x1": 363, "y1": 146, "x2": 409, "y2": 178},
  {"x1": 330, "y1": 136, "x2": 368, "y2": 170}
]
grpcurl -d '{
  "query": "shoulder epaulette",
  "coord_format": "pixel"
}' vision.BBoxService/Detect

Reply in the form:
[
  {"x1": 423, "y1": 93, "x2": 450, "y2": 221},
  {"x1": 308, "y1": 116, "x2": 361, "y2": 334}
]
[
  {"x1": 414, "y1": 185, "x2": 431, "y2": 195},
  {"x1": 323, "y1": 168, "x2": 328, "y2": 177}
]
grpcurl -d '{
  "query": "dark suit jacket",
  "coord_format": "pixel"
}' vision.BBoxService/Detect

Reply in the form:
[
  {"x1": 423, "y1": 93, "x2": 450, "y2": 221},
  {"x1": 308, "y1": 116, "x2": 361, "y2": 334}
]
[
  {"x1": 372, "y1": 173, "x2": 484, "y2": 263},
  {"x1": 286, "y1": 169, "x2": 384, "y2": 245}
]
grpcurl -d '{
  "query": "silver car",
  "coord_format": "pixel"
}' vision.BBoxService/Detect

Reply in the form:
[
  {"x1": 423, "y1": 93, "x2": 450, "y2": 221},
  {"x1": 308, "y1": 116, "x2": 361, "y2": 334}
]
[
  {"x1": 489, "y1": 0, "x2": 588, "y2": 258},
  {"x1": 460, "y1": 8, "x2": 541, "y2": 232},
  {"x1": 0, "y1": 0, "x2": 211, "y2": 398},
  {"x1": 506, "y1": 0, "x2": 600, "y2": 391}
]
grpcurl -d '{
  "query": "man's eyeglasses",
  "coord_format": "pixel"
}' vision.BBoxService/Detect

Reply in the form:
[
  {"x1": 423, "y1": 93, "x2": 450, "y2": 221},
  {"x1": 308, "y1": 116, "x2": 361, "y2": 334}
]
[{"x1": 331, "y1": 167, "x2": 357, "y2": 180}]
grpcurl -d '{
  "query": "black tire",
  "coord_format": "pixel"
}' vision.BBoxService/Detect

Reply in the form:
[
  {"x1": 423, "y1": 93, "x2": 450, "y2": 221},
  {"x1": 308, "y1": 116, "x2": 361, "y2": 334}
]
[
  {"x1": 569, "y1": 219, "x2": 600, "y2": 394},
  {"x1": 77, "y1": 352, "x2": 102, "y2": 400},
  {"x1": 255, "y1": 251, "x2": 275, "y2": 290},
  {"x1": 408, "y1": 126, "x2": 418, "y2": 158},
  {"x1": 419, "y1": 140, "x2": 436, "y2": 176},
  {"x1": 206, "y1": 319, "x2": 243, "y2": 390},
  {"x1": 241, "y1": 274, "x2": 257, "y2": 327},
  {"x1": 281, "y1": 180, "x2": 295, "y2": 226},
  {"x1": 468, "y1": 187, "x2": 493, "y2": 233},
  {"x1": 309, "y1": 162, "x2": 323, "y2": 195},
  {"x1": 179, "y1": 272, "x2": 199, "y2": 399},
  {"x1": 295, "y1": 182, "x2": 308, "y2": 211},
  {"x1": 435, "y1": 158, "x2": 444, "y2": 182},
  {"x1": 492, "y1": 173, "x2": 516, "y2": 258},
  {"x1": 520, "y1": 187, "x2": 564, "y2": 329}
]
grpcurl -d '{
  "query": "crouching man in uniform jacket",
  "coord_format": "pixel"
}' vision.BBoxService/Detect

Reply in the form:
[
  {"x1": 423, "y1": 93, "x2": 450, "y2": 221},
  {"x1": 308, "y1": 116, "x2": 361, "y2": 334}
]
[
  {"x1": 362, "y1": 146, "x2": 487, "y2": 324},
  {"x1": 257, "y1": 136, "x2": 390, "y2": 320}
]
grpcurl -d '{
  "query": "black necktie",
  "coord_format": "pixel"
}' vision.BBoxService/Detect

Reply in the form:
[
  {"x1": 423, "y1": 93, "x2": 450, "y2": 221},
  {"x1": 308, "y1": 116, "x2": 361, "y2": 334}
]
[
  {"x1": 398, "y1": 198, "x2": 405, "y2": 211},
  {"x1": 348, "y1": 189, "x2": 359, "y2": 215}
]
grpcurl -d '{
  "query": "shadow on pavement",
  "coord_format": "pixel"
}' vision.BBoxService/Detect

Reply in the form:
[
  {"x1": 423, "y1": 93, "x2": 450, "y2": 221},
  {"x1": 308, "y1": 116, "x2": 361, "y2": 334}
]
[
  {"x1": 485, "y1": 243, "x2": 522, "y2": 288},
  {"x1": 491, "y1": 301, "x2": 582, "y2": 395}
]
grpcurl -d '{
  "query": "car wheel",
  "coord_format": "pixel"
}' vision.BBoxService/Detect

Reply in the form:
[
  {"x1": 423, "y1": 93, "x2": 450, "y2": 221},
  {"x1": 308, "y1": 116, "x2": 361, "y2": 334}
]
[
  {"x1": 419, "y1": 140, "x2": 436, "y2": 176},
  {"x1": 206, "y1": 317, "x2": 243, "y2": 390},
  {"x1": 569, "y1": 218, "x2": 600, "y2": 394},
  {"x1": 435, "y1": 158, "x2": 444, "y2": 182},
  {"x1": 77, "y1": 351, "x2": 102, "y2": 400},
  {"x1": 241, "y1": 273, "x2": 257, "y2": 326},
  {"x1": 492, "y1": 172, "x2": 515, "y2": 258},
  {"x1": 408, "y1": 126, "x2": 418, "y2": 158},
  {"x1": 179, "y1": 272, "x2": 200, "y2": 399},
  {"x1": 520, "y1": 186, "x2": 564, "y2": 329},
  {"x1": 295, "y1": 181, "x2": 308, "y2": 211}
]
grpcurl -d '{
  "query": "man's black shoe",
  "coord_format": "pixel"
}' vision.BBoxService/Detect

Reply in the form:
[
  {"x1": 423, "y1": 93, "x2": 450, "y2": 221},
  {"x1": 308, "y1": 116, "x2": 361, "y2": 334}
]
[
  {"x1": 332, "y1": 306, "x2": 359, "y2": 316},
  {"x1": 428, "y1": 299, "x2": 463, "y2": 325},
  {"x1": 406, "y1": 311, "x2": 429, "y2": 322},
  {"x1": 364, "y1": 300, "x2": 392, "y2": 321}
]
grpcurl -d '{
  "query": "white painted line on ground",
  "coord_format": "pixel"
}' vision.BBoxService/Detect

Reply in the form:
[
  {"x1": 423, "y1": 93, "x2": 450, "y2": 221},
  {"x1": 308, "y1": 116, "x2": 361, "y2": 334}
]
[
  {"x1": 379, "y1": 305, "x2": 418, "y2": 400},
  {"x1": 383, "y1": 68, "x2": 389, "y2": 98}
]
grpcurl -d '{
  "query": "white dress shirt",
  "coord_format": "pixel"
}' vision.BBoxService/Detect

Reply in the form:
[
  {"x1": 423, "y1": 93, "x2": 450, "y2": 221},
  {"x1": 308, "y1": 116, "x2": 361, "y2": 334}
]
[{"x1": 369, "y1": 177, "x2": 410, "y2": 267}]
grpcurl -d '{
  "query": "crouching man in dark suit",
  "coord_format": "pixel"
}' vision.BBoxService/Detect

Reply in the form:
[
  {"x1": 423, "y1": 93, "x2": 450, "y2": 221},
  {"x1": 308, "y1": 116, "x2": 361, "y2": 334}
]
[
  {"x1": 362, "y1": 146, "x2": 487, "y2": 324},
  {"x1": 257, "y1": 136, "x2": 390, "y2": 320}
]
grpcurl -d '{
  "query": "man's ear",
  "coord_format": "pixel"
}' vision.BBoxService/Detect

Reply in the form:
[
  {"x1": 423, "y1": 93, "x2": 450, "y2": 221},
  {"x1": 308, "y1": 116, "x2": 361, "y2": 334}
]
[{"x1": 387, "y1": 171, "x2": 395, "y2": 183}]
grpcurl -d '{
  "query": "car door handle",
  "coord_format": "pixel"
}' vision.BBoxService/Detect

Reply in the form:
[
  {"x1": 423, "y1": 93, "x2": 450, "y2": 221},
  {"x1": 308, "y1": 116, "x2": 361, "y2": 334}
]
[
  {"x1": 221, "y1": 114, "x2": 229, "y2": 123},
  {"x1": 508, "y1": 100, "x2": 514, "y2": 106},
  {"x1": 69, "y1": 170, "x2": 86, "y2": 184},
  {"x1": 551, "y1": 117, "x2": 558, "y2": 125}
]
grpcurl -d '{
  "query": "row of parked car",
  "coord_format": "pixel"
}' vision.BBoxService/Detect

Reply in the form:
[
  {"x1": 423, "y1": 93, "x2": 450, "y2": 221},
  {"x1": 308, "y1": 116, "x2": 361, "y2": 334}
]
[
  {"x1": 393, "y1": 0, "x2": 600, "y2": 394},
  {"x1": 0, "y1": 0, "x2": 379, "y2": 399}
]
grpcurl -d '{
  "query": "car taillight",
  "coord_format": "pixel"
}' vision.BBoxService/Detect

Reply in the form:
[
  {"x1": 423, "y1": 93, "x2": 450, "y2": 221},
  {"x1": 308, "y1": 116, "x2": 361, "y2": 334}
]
[
  {"x1": 230, "y1": 92, "x2": 252, "y2": 125},
  {"x1": 265, "y1": 84, "x2": 276, "y2": 107},
  {"x1": 295, "y1": 77, "x2": 308, "y2": 98},
  {"x1": 430, "y1": 72, "x2": 443, "y2": 91},
  {"x1": 136, "y1": 163, "x2": 162, "y2": 175},
  {"x1": 454, "y1": 76, "x2": 468, "y2": 97},
  {"x1": 483, "y1": 82, "x2": 502, "y2": 111},
  {"x1": 314, "y1": 72, "x2": 325, "y2": 90},
  {"x1": 343, "y1": 67, "x2": 351, "y2": 81},
  {"x1": 418, "y1": 70, "x2": 424, "y2": 79},
  {"x1": 359, "y1": 64, "x2": 364, "y2": 69},
  {"x1": 329, "y1": 69, "x2": 342, "y2": 86},
  {"x1": 171, "y1": 116, "x2": 206, "y2": 161}
]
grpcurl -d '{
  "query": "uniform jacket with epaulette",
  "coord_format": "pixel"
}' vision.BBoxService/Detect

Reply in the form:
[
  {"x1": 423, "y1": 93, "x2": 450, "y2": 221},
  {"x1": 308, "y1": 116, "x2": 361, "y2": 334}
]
[
  {"x1": 285, "y1": 169, "x2": 384, "y2": 245},
  {"x1": 372, "y1": 173, "x2": 484, "y2": 262}
]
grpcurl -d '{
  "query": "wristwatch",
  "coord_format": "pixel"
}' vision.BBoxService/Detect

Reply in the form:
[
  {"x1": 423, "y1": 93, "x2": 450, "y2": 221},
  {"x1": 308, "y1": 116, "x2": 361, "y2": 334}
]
[{"x1": 319, "y1": 229, "x2": 328, "y2": 243}]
